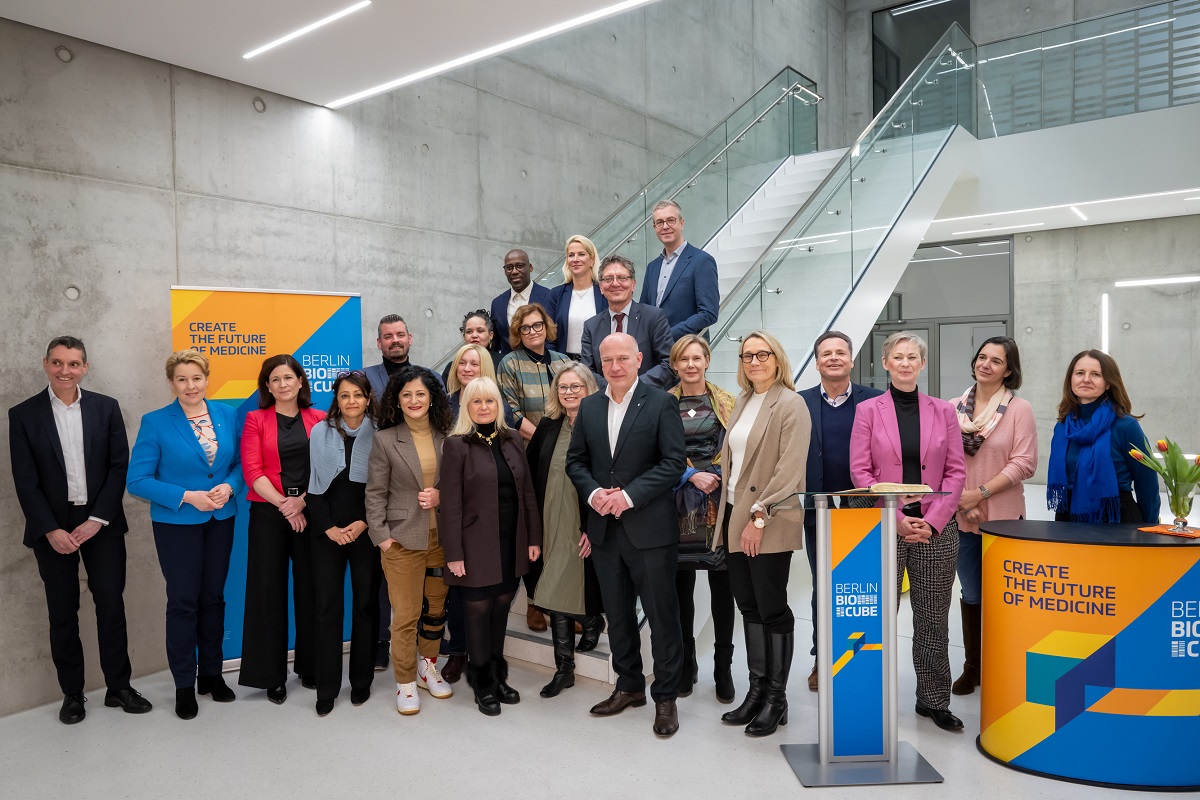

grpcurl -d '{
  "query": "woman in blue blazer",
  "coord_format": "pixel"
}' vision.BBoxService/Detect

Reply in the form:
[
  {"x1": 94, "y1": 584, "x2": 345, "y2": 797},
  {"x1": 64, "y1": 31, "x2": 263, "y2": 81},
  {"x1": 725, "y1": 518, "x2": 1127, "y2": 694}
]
[
  {"x1": 546, "y1": 234, "x2": 604, "y2": 360},
  {"x1": 127, "y1": 351, "x2": 244, "y2": 720}
]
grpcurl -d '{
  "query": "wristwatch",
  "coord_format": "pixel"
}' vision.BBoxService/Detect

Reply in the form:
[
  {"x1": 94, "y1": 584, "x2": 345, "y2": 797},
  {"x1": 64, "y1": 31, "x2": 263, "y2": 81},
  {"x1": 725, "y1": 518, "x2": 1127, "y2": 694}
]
[
  {"x1": 752, "y1": 511, "x2": 766, "y2": 529},
  {"x1": 979, "y1": 485, "x2": 992, "y2": 499}
]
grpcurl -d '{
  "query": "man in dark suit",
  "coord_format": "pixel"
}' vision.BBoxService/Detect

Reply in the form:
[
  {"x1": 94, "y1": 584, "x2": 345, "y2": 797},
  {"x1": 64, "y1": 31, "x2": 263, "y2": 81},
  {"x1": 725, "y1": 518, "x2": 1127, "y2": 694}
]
[
  {"x1": 797, "y1": 330, "x2": 883, "y2": 692},
  {"x1": 579, "y1": 255, "x2": 675, "y2": 390},
  {"x1": 489, "y1": 249, "x2": 553, "y2": 356},
  {"x1": 9, "y1": 336, "x2": 152, "y2": 723},
  {"x1": 566, "y1": 332, "x2": 687, "y2": 737},
  {"x1": 640, "y1": 200, "x2": 719, "y2": 340}
]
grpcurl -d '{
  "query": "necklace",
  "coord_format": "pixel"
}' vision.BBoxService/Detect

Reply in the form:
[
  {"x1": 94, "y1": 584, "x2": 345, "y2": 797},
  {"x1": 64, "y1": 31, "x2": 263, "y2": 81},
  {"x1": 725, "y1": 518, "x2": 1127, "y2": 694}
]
[
  {"x1": 573, "y1": 287, "x2": 590, "y2": 299},
  {"x1": 476, "y1": 428, "x2": 500, "y2": 445}
]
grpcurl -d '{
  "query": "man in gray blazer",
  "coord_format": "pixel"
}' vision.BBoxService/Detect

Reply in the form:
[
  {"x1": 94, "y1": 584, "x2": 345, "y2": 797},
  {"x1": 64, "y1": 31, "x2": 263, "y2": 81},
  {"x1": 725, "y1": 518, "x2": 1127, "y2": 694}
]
[{"x1": 579, "y1": 255, "x2": 675, "y2": 390}]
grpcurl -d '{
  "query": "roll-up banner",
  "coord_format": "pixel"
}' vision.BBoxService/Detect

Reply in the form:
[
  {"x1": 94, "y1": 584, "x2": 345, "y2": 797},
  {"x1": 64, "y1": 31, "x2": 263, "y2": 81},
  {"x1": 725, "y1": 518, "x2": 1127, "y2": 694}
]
[{"x1": 171, "y1": 286, "x2": 362, "y2": 659}]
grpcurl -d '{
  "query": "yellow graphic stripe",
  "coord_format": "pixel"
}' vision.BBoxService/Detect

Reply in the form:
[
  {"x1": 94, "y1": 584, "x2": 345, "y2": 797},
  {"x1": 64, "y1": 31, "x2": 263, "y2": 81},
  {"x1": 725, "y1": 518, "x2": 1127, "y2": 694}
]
[
  {"x1": 831, "y1": 651, "x2": 854, "y2": 677},
  {"x1": 211, "y1": 379, "x2": 260, "y2": 402},
  {"x1": 171, "y1": 289, "x2": 211, "y2": 328},
  {"x1": 1147, "y1": 690, "x2": 1200, "y2": 716},
  {"x1": 1087, "y1": 688, "x2": 1169, "y2": 716},
  {"x1": 1027, "y1": 630, "x2": 1110, "y2": 659},
  {"x1": 981, "y1": 702, "x2": 1055, "y2": 762},
  {"x1": 830, "y1": 509, "x2": 880, "y2": 569}
]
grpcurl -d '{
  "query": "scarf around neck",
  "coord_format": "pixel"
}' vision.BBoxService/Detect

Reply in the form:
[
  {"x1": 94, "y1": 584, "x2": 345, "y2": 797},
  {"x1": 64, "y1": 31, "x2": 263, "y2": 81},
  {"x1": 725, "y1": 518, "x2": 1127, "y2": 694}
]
[
  {"x1": 1046, "y1": 399, "x2": 1120, "y2": 523},
  {"x1": 308, "y1": 417, "x2": 376, "y2": 495},
  {"x1": 956, "y1": 384, "x2": 1012, "y2": 457}
]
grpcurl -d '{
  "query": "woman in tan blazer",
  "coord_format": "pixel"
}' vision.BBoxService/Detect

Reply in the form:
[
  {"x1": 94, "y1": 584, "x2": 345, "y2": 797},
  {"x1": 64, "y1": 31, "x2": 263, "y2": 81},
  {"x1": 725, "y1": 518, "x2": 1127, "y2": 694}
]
[
  {"x1": 365, "y1": 365, "x2": 455, "y2": 716},
  {"x1": 714, "y1": 329, "x2": 810, "y2": 738}
]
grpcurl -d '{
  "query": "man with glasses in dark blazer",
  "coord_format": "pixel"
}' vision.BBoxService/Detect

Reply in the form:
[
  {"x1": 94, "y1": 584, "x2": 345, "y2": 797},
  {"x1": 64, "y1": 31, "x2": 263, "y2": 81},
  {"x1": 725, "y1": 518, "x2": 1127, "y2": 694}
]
[{"x1": 9, "y1": 336, "x2": 152, "y2": 723}]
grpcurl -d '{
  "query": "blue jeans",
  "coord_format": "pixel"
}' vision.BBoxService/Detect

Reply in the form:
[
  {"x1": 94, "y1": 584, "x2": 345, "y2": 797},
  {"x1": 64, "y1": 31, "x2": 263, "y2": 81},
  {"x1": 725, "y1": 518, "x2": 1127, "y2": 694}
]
[{"x1": 955, "y1": 529, "x2": 982, "y2": 605}]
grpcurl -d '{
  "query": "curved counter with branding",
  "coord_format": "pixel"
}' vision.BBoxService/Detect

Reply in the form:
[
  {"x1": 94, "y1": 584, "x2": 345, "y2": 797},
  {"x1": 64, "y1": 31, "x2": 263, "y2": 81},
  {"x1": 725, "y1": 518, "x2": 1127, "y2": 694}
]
[{"x1": 977, "y1": 519, "x2": 1200, "y2": 790}]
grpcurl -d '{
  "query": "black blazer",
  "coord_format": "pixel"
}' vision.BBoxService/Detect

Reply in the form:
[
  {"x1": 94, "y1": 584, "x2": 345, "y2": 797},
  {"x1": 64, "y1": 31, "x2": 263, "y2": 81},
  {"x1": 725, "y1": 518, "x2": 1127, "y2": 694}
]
[
  {"x1": 565, "y1": 381, "x2": 686, "y2": 549},
  {"x1": 9, "y1": 388, "x2": 130, "y2": 549},
  {"x1": 527, "y1": 416, "x2": 588, "y2": 528},
  {"x1": 798, "y1": 382, "x2": 884, "y2": 529},
  {"x1": 578, "y1": 301, "x2": 675, "y2": 390}
]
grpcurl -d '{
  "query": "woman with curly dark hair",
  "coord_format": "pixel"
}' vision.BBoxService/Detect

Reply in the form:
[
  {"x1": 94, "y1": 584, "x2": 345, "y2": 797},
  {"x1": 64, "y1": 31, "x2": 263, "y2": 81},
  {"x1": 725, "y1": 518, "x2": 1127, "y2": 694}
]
[{"x1": 365, "y1": 365, "x2": 455, "y2": 716}]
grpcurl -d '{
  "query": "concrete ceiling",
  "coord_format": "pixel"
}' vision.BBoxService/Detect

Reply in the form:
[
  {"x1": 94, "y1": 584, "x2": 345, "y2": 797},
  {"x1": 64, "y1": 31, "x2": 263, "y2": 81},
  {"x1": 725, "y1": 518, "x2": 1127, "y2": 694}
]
[{"x1": 0, "y1": 0, "x2": 656, "y2": 108}]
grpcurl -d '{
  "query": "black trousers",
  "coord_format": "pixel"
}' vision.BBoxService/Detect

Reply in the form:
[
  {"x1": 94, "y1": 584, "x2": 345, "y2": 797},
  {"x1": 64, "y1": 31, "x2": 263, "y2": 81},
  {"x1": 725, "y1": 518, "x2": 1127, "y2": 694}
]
[
  {"x1": 152, "y1": 517, "x2": 235, "y2": 688},
  {"x1": 310, "y1": 529, "x2": 382, "y2": 700},
  {"x1": 33, "y1": 506, "x2": 131, "y2": 695},
  {"x1": 726, "y1": 501, "x2": 794, "y2": 634},
  {"x1": 239, "y1": 502, "x2": 316, "y2": 689},
  {"x1": 591, "y1": 521, "x2": 682, "y2": 701},
  {"x1": 675, "y1": 569, "x2": 734, "y2": 646}
]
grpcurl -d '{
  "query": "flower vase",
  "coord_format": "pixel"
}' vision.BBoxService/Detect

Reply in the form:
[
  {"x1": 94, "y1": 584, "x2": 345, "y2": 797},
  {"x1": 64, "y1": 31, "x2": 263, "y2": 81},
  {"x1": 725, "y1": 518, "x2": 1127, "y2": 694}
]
[{"x1": 1167, "y1": 483, "x2": 1196, "y2": 532}]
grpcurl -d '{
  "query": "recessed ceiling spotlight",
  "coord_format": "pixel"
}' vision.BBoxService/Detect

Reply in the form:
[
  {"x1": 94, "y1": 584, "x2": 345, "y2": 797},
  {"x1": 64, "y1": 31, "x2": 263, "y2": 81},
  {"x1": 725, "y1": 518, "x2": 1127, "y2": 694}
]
[
  {"x1": 55, "y1": 45, "x2": 74, "y2": 63},
  {"x1": 244, "y1": 0, "x2": 372, "y2": 59}
]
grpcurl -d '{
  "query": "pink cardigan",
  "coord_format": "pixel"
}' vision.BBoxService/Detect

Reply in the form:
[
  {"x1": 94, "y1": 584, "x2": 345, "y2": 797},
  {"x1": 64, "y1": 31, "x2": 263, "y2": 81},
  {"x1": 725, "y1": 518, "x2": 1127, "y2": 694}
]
[{"x1": 955, "y1": 395, "x2": 1037, "y2": 533}]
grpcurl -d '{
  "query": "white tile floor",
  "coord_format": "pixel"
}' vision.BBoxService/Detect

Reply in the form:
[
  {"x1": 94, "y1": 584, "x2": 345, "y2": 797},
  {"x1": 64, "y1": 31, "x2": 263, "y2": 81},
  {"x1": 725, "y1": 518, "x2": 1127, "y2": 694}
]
[{"x1": 0, "y1": 487, "x2": 1169, "y2": 799}]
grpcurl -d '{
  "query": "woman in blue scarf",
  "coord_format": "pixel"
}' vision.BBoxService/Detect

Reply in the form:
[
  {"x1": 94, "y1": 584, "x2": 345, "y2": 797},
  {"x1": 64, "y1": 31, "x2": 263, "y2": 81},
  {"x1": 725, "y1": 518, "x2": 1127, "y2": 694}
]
[{"x1": 1047, "y1": 350, "x2": 1160, "y2": 524}]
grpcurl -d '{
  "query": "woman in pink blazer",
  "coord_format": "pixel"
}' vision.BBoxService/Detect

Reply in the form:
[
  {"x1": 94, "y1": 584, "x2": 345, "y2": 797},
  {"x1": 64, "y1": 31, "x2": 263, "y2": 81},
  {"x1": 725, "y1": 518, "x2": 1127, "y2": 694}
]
[
  {"x1": 850, "y1": 332, "x2": 966, "y2": 732},
  {"x1": 239, "y1": 354, "x2": 326, "y2": 704}
]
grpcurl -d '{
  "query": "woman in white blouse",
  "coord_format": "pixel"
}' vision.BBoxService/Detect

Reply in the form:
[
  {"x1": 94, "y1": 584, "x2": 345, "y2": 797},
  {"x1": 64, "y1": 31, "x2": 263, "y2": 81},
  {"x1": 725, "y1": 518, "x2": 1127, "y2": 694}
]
[{"x1": 546, "y1": 235, "x2": 604, "y2": 361}]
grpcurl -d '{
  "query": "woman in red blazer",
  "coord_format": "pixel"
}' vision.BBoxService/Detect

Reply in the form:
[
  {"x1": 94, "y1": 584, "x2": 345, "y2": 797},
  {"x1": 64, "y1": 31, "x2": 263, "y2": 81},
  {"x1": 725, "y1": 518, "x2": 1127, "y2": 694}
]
[
  {"x1": 238, "y1": 354, "x2": 326, "y2": 704},
  {"x1": 849, "y1": 332, "x2": 966, "y2": 733}
]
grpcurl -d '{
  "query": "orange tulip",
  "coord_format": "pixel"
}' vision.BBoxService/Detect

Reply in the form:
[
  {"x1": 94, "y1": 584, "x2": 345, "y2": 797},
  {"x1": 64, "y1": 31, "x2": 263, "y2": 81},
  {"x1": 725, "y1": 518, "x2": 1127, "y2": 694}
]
[
  {"x1": 1156, "y1": 439, "x2": 1169, "y2": 452},
  {"x1": 1130, "y1": 450, "x2": 1144, "y2": 461}
]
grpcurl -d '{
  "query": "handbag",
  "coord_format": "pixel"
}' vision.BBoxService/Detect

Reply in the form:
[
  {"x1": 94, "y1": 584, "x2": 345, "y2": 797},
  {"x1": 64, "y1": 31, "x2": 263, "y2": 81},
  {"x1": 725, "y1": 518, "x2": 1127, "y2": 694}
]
[{"x1": 675, "y1": 467, "x2": 726, "y2": 570}]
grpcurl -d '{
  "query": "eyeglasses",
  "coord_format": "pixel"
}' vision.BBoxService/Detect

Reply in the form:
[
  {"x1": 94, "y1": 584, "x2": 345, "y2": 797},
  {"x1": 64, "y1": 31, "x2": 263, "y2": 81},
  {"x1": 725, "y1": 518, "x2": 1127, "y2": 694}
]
[
  {"x1": 599, "y1": 275, "x2": 633, "y2": 285},
  {"x1": 557, "y1": 383, "x2": 586, "y2": 394},
  {"x1": 503, "y1": 262, "x2": 530, "y2": 272},
  {"x1": 739, "y1": 350, "x2": 775, "y2": 364},
  {"x1": 652, "y1": 216, "x2": 680, "y2": 228},
  {"x1": 518, "y1": 321, "x2": 545, "y2": 334},
  {"x1": 336, "y1": 370, "x2": 366, "y2": 378}
]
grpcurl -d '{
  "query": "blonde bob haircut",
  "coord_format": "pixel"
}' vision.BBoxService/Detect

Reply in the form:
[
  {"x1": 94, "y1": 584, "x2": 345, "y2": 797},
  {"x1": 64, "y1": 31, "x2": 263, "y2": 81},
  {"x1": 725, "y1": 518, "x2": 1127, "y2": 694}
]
[
  {"x1": 447, "y1": 343, "x2": 498, "y2": 394},
  {"x1": 670, "y1": 333, "x2": 711, "y2": 367},
  {"x1": 881, "y1": 330, "x2": 928, "y2": 362},
  {"x1": 544, "y1": 362, "x2": 598, "y2": 420},
  {"x1": 508, "y1": 302, "x2": 557, "y2": 351},
  {"x1": 165, "y1": 349, "x2": 211, "y2": 380},
  {"x1": 450, "y1": 376, "x2": 511, "y2": 437},
  {"x1": 736, "y1": 330, "x2": 795, "y2": 393},
  {"x1": 561, "y1": 235, "x2": 600, "y2": 284}
]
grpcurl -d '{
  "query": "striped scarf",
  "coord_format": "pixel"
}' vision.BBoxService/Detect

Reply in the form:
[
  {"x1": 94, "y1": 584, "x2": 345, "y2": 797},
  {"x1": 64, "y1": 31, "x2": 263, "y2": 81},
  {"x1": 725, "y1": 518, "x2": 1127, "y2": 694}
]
[{"x1": 956, "y1": 385, "x2": 1011, "y2": 457}]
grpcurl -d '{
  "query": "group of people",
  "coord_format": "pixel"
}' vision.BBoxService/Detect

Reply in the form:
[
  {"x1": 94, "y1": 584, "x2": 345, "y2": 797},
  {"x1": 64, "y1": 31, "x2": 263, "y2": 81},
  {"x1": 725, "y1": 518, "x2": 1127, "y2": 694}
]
[{"x1": 11, "y1": 198, "x2": 1162, "y2": 742}]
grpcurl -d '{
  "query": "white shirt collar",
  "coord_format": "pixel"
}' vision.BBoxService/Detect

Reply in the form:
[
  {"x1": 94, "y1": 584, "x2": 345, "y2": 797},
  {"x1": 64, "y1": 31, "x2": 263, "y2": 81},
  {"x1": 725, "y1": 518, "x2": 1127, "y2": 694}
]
[
  {"x1": 47, "y1": 384, "x2": 82, "y2": 408},
  {"x1": 605, "y1": 376, "x2": 639, "y2": 406}
]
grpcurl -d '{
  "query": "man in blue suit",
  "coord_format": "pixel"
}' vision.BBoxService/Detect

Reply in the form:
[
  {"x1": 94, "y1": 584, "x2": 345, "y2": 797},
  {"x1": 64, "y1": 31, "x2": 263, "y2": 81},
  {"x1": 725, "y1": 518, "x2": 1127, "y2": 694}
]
[
  {"x1": 489, "y1": 249, "x2": 553, "y2": 356},
  {"x1": 9, "y1": 336, "x2": 152, "y2": 723},
  {"x1": 639, "y1": 200, "x2": 720, "y2": 340},
  {"x1": 797, "y1": 331, "x2": 883, "y2": 692}
]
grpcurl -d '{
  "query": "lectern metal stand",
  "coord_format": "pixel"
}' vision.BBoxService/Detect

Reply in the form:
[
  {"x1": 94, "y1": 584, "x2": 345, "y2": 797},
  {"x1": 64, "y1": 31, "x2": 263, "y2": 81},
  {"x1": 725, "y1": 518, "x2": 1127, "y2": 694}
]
[{"x1": 781, "y1": 491, "x2": 943, "y2": 787}]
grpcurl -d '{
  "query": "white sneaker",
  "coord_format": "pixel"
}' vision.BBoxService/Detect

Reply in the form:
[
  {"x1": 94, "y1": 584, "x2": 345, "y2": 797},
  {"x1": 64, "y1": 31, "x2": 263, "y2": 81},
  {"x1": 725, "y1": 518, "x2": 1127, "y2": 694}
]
[
  {"x1": 396, "y1": 682, "x2": 420, "y2": 715},
  {"x1": 417, "y1": 657, "x2": 453, "y2": 699}
]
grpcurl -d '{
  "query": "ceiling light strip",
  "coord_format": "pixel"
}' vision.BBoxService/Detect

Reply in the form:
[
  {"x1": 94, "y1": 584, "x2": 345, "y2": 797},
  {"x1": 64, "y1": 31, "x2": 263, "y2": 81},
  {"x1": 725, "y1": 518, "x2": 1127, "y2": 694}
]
[
  {"x1": 325, "y1": 0, "x2": 656, "y2": 108},
  {"x1": 891, "y1": 0, "x2": 952, "y2": 17},
  {"x1": 1113, "y1": 275, "x2": 1200, "y2": 288},
  {"x1": 243, "y1": 0, "x2": 372, "y2": 59},
  {"x1": 951, "y1": 222, "x2": 1045, "y2": 236},
  {"x1": 1070, "y1": 206, "x2": 1088, "y2": 221},
  {"x1": 934, "y1": 188, "x2": 1200, "y2": 224}
]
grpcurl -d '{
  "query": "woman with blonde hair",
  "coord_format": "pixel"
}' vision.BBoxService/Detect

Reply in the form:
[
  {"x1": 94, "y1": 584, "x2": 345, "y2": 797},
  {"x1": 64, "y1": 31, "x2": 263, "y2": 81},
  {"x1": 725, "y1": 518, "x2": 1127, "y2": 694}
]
[
  {"x1": 716, "y1": 330, "x2": 810, "y2": 737},
  {"x1": 546, "y1": 235, "x2": 604, "y2": 361},
  {"x1": 441, "y1": 377, "x2": 542, "y2": 715},
  {"x1": 527, "y1": 363, "x2": 604, "y2": 696},
  {"x1": 668, "y1": 334, "x2": 738, "y2": 703}
]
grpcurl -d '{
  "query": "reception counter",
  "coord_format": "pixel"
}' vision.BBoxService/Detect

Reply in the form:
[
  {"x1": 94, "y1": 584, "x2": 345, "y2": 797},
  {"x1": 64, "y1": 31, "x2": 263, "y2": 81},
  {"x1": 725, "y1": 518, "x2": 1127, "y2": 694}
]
[{"x1": 978, "y1": 520, "x2": 1200, "y2": 790}]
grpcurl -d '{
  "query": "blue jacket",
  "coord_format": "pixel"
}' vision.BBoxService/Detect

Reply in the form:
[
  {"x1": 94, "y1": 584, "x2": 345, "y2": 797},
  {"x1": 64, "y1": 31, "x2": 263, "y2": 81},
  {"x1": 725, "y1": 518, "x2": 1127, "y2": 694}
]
[
  {"x1": 640, "y1": 242, "x2": 719, "y2": 339},
  {"x1": 798, "y1": 382, "x2": 883, "y2": 530},
  {"x1": 490, "y1": 283, "x2": 554, "y2": 355},
  {"x1": 545, "y1": 281, "x2": 604, "y2": 354},
  {"x1": 127, "y1": 399, "x2": 245, "y2": 524}
]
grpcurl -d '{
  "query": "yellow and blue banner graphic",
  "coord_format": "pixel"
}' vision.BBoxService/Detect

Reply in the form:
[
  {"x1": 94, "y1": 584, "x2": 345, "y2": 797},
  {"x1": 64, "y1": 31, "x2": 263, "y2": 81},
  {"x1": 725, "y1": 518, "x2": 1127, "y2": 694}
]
[
  {"x1": 980, "y1": 535, "x2": 1200, "y2": 788},
  {"x1": 171, "y1": 287, "x2": 362, "y2": 659},
  {"x1": 830, "y1": 508, "x2": 887, "y2": 758}
]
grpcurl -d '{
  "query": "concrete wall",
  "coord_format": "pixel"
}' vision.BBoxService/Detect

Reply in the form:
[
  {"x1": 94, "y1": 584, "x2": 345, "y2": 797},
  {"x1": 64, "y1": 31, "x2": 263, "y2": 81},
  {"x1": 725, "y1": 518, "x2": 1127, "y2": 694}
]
[
  {"x1": 0, "y1": 1, "x2": 847, "y2": 715},
  {"x1": 1013, "y1": 215, "x2": 1200, "y2": 483}
]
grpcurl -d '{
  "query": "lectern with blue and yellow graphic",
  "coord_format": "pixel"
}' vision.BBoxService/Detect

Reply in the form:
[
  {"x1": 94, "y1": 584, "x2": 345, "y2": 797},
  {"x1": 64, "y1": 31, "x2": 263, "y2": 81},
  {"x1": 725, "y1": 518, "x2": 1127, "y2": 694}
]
[{"x1": 782, "y1": 491, "x2": 943, "y2": 787}]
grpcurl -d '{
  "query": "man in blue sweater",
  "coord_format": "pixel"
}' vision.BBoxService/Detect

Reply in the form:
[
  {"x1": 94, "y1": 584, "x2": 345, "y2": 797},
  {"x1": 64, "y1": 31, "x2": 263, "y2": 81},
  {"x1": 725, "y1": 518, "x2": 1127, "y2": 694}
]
[{"x1": 797, "y1": 331, "x2": 883, "y2": 692}]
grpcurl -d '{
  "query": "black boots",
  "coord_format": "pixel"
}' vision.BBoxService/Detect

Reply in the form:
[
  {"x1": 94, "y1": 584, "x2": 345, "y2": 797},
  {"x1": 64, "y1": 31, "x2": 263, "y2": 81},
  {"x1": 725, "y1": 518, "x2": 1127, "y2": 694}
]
[
  {"x1": 492, "y1": 657, "x2": 520, "y2": 704},
  {"x1": 678, "y1": 638, "x2": 698, "y2": 697},
  {"x1": 722, "y1": 622, "x2": 766, "y2": 725},
  {"x1": 714, "y1": 643, "x2": 735, "y2": 703},
  {"x1": 197, "y1": 674, "x2": 236, "y2": 703},
  {"x1": 469, "y1": 663, "x2": 501, "y2": 716},
  {"x1": 541, "y1": 613, "x2": 576, "y2": 698},
  {"x1": 746, "y1": 631, "x2": 793, "y2": 737},
  {"x1": 175, "y1": 687, "x2": 198, "y2": 720},
  {"x1": 952, "y1": 600, "x2": 981, "y2": 695},
  {"x1": 576, "y1": 615, "x2": 605, "y2": 652}
]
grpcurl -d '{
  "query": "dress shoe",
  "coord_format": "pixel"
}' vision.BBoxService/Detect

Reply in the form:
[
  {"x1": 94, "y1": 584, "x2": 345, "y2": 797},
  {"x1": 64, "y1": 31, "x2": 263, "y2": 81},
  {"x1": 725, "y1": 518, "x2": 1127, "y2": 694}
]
[
  {"x1": 441, "y1": 654, "x2": 467, "y2": 684},
  {"x1": 350, "y1": 687, "x2": 371, "y2": 706},
  {"x1": 653, "y1": 699, "x2": 679, "y2": 737},
  {"x1": 807, "y1": 663, "x2": 818, "y2": 692},
  {"x1": 468, "y1": 664, "x2": 501, "y2": 717},
  {"x1": 59, "y1": 693, "x2": 86, "y2": 725},
  {"x1": 175, "y1": 688, "x2": 198, "y2": 720},
  {"x1": 575, "y1": 620, "x2": 583, "y2": 634},
  {"x1": 714, "y1": 643, "x2": 735, "y2": 704},
  {"x1": 197, "y1": 675, "x2": 236, "y2": 703},
  {"x1": 576, "y1": 615, "x2": 605, "y2": 652},
  {"x1": 491, "y1": 658, "x2": 520, "y2": 704},
  {"x1": 315, "y1": 698, "x2": 334, "y2": 717},
  {"x1": 267, "y1": 685, "x2": 287, "y2": 705},
  {"x1": 374, "y1": 641, "x2": 389, "y2": 672},
  {"x1": 300, "y1": 674, "x2": 317, "y2": 690},
  {"x1": 105, "y1": 687, "x2": 153, "y2": 714},
  {"x1": 589, "y1": 689, "x2": 647, "y2": 716},
  {"x1": 526, "y1": 605, "x2": 548, "y2": 632},
  {"x1": 916, "y1": 701, "x2": 963, "y2": 731}
]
